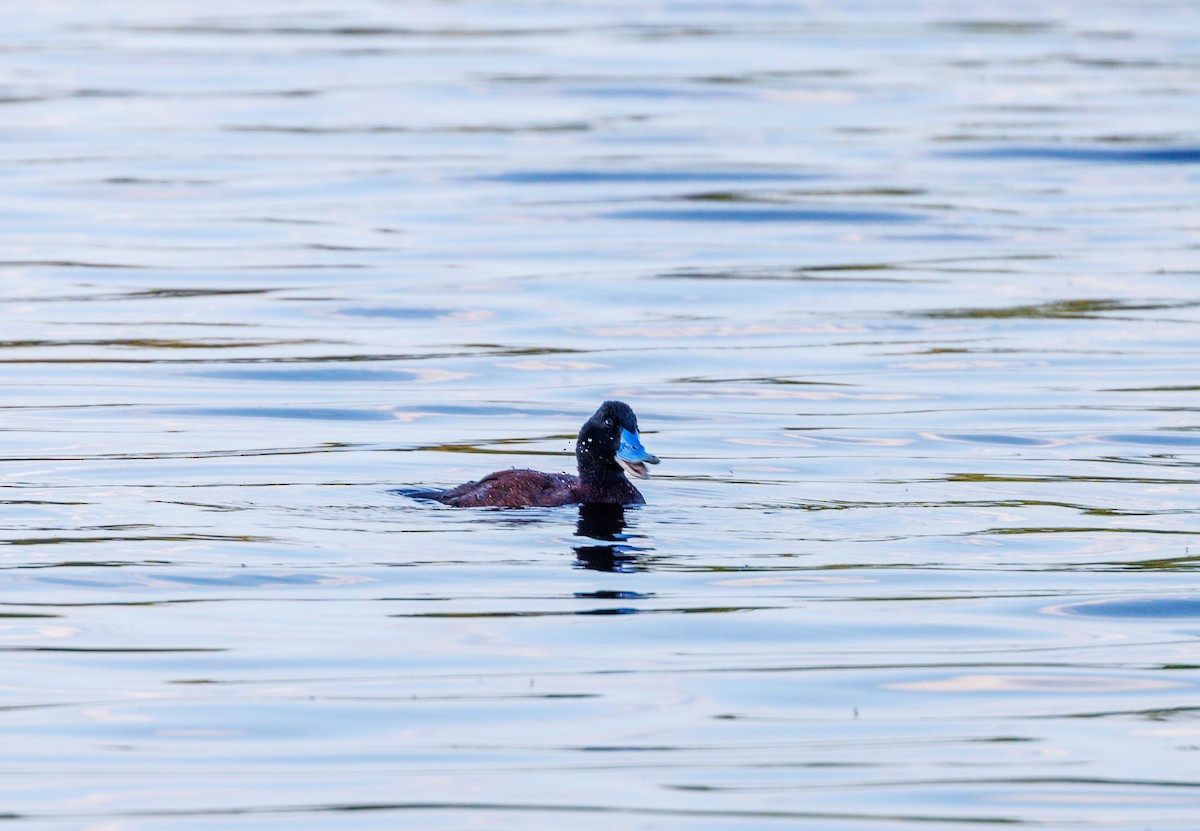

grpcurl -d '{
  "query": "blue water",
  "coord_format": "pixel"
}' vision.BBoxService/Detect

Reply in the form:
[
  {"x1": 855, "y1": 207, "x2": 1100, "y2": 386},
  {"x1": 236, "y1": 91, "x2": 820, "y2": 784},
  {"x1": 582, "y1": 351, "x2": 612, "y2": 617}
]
[{"x1": 4, "y1": 1, "x2": 1200, "y2": 828}]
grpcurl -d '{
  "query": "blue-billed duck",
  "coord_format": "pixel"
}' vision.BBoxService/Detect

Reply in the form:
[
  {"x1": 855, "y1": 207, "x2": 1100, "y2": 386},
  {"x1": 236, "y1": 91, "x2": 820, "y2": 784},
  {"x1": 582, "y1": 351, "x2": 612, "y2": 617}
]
[{"x1": 408, "y1": 400, "x2": 660, "y2": 508}]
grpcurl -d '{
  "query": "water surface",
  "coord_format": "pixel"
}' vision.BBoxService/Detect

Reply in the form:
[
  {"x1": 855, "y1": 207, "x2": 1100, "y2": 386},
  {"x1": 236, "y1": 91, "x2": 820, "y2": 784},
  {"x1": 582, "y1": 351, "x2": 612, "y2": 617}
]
[{"x1": 4, "y1": 1, "x2": 1200, "y2": 828}]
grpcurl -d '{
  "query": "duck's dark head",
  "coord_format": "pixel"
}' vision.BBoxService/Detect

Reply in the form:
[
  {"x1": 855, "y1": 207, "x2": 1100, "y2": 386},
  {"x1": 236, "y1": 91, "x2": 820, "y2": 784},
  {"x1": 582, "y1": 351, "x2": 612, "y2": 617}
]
[{"x1": 576, "y1": 400, "x2": 660, "y2": 482}]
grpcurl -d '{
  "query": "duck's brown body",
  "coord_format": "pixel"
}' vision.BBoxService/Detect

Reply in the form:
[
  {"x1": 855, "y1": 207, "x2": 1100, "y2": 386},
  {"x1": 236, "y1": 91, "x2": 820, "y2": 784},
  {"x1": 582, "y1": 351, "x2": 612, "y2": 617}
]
[{"x1": 430, "y1": 468, "x2": 644, "y2": 508}]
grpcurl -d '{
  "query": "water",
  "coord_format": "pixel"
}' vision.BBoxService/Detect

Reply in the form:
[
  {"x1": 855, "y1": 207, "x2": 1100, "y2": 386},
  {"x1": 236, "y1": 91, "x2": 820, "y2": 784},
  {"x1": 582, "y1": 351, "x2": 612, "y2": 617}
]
[{"x1": 4, "y1": 1, "x2": 1200, "y2": 827}]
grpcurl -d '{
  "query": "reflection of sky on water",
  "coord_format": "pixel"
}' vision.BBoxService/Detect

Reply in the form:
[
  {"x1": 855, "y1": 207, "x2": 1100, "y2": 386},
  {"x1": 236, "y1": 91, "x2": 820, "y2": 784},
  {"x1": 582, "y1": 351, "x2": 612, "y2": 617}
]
[{"x1": 3, "y1": 0, "x2": 1200, "y2": 827}]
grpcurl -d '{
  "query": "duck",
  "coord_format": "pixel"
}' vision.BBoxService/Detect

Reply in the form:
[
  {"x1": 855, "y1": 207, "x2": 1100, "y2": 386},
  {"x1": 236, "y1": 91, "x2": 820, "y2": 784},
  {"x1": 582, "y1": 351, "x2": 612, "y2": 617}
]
[{"x1": 407, "y1": 400, "x2": 660, "y2": 508}]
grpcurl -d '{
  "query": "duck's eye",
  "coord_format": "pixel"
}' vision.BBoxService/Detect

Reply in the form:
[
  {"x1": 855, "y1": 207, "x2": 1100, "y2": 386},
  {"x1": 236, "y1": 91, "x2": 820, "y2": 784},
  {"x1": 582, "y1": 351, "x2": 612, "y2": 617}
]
[{"x1": 604, "y1": 418, "x2": 613, "y2": 426}]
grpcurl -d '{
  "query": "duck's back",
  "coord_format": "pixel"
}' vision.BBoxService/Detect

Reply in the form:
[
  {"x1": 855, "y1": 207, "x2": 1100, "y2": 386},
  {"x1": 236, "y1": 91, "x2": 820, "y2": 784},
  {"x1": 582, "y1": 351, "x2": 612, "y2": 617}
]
[{"x1": 431, "y1": 468, "x2": 583, "y2": 508}]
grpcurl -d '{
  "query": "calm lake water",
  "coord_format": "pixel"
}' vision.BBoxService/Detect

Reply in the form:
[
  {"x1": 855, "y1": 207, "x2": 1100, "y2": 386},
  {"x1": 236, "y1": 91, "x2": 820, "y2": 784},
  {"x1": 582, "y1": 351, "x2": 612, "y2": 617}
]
[{"x1": 4, "y1": 1, "x2": 1200, "y2": 828}]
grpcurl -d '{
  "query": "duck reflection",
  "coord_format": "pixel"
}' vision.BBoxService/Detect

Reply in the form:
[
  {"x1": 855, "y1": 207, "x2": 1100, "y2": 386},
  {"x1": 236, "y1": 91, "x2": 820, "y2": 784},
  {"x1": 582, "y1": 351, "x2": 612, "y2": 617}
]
[{"x1": 574, "y1": 503, "x2": 648, "y2": 572}]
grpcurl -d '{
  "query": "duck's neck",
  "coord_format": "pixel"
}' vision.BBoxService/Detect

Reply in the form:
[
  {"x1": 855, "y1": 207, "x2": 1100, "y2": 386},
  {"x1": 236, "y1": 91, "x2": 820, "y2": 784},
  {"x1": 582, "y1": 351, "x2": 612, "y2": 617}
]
[
  {"x1": 576, "y1": 449, "x2": 626, "y2": 485},
  {"x1": 575, "y1": 429, "x2": 624, "y2": 486},
  {"x1": 577, "y1": 457, "x2": 626, "y2": 487}
]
